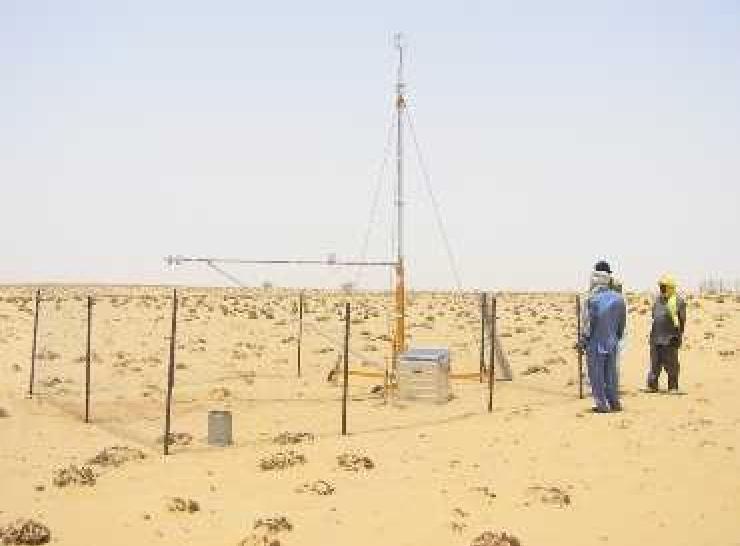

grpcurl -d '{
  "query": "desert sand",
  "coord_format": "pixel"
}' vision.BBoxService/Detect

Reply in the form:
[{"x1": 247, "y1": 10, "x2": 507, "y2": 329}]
[{"x1": 1, "y1": 285, "x2": 739, "y2": 546}]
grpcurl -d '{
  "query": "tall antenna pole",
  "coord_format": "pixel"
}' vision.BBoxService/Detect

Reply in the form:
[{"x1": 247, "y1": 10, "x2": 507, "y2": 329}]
[
  {"x1": 393, "y1": 32, "x2": 407, "y2": 374},
  {"x1": 395, "y1": 32, "x2": 405, "y2": 267}
]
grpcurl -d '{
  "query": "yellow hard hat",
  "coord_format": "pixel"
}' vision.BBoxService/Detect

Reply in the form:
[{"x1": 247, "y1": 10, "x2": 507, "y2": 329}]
[{"x1": 658, "y1": 274, "x2": 677, "y2": 288}]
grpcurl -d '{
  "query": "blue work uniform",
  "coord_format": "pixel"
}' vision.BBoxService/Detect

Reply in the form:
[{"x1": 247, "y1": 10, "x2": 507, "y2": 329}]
[{"x1": 583, "y1": 288, "x2": 626, "y2": 411}]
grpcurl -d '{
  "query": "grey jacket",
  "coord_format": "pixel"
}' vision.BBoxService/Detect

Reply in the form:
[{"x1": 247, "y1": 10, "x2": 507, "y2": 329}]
[{"x1": 650, "y1": 294, "x2": 687, "y2": 346}]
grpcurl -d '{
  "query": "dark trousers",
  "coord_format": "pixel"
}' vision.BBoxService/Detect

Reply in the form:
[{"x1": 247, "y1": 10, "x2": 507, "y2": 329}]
[{"x1": 648, "y1": 343, "x2": 680, "y2": 390}]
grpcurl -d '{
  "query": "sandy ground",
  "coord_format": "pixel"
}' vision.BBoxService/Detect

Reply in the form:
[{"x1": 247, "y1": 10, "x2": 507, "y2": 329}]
[{"x1": 1, "y1": 286, "x2": 739, "y2": 546}]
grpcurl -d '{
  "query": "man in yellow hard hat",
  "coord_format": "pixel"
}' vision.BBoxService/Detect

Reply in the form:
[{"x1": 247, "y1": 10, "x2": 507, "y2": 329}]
[{"x1": 647, "y1": 274, "x2": 687, "y2": 394}]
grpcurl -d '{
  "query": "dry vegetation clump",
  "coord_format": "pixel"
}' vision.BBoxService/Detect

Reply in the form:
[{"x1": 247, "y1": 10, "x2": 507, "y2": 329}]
[
  {"x1": 209, "y1": 387, "x2": 232, "y2": 401},
  {"x1": 272, "y1": 432, "x2": 314, "y2": 446},
  {"x1": 160, "y1": 432, "x2": 193, "y2": 447},
  {"x1": 471, "y1": 485, "x2": 497, "y2": 500},
  {"x1": 237, "y1": 515, "x2": 293, "y2": 546},
  {"x1": 470, "y1": 531, "x2": 522, "y2": 546},
  {"x1": 526, "y1": 485, "x2": 571, "y2": 508},
  {"x1": 337, "y1": 452, "x2": 375, "y2": 472},
  {"x1": 259, "y1": 451, "x2": 306, "y2": 471},
  {"x1": 86, "y1": 446, "x2": 146, "y2": 468},
  {"x1": 34, "y1": 350, "x2": 60, "y2": 362},
  {"x1": 167, "y1": 497, "x2": 200, "y2": 514},
  {"x1": 0, "y1": 408, "x2": 9, "y2": 419},
  {"x1": 543, "y1": 356, "x2": 567, "y2": 366},
  {"x1": 253, "y1": 516, "x2": 293, "y2": 534},
  {"x1": 39, "y1": 377, "x2": 65, "y2": 389},
  {"x1": 237, "y1": 533, "x2": 278, "y2": 546},
  {"x1": 0, "y1": 519, "x2": 51, "y2": 545},
  {"x1": 52, "y1": 465, "x2": 96, "y2": 488},
  {"x1": 295, "y1": 480, "x2": 335, "y2": 496},
  {"x1": 521, "y1": 365, "x2": 550, "y2": 376}
]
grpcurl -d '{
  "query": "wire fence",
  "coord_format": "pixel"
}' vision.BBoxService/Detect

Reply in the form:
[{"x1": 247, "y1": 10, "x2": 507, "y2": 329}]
[
  {"x1": 1, "y1": 286, "x2": 587, "y2": 455},
  {"x1": 699, "y1": 278, "x2": 740, "y2": 295}
]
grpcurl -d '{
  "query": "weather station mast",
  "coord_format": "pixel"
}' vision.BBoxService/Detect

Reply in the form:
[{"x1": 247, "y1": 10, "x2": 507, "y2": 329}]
[{"x1": 392, "y1": 32, "x2": 407, "y2": 374}]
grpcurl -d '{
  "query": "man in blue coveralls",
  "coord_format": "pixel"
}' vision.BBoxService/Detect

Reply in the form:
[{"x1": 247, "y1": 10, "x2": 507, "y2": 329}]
[{"x1": 580, "y1": 261, "x2": 627, "y2": 413}]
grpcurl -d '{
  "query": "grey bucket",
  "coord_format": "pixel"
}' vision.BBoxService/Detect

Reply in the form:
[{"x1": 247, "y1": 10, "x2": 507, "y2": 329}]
[{"x1": 208, "y1": 410, "x2": 233, "y2": 446}]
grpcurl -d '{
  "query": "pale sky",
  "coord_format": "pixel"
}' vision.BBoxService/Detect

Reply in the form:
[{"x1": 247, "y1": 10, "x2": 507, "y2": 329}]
[{"x1": 2, "y1": 0, "x2": 739, "y2": 291}]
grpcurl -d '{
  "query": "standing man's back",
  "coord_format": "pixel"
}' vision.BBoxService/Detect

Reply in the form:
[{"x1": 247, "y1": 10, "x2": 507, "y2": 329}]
[
  {"x1": 587, "y1": 289, "x2": 627, "y2": 356},
  {"x1": 582, "y1": 267, "x2": 627, "y2": 412}
]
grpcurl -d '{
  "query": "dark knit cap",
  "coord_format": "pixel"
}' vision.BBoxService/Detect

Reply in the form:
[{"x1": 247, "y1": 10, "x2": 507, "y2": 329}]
[{"x1": 594, "y1": 260, "x2": 612, "y2": 274}]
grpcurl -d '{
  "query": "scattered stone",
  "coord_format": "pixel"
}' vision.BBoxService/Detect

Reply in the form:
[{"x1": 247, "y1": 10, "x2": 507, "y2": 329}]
[
  {"x1": 0, "y1": 408, "x2": 9, "y2": 419},
  {"x1": 52, "y1": 465, "x2": 96, "y2": 488},
  {"x1": 259, "y1": 451, "x2": 306, "y2": 471},
  {"x1": 337, "y1": 452, "x2": 375, "y2": 472},
  {"x1": 0, "y1": 519, "x2": 51, "y2": 545},
  {"x1": 470, "y1": 531, "x2": 522, "y2": 546},
  {"x1": 273, "y1": 432, "x2": 314, "y2": 446},
  {"x1": 167, "y1": 497, "x2": 200, "y2": 514}
]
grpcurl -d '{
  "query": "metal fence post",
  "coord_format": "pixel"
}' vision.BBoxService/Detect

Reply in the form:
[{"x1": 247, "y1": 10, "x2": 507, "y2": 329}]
[
  {"x1": 28, "y1": 289, "x2": 41, "y2": 397},
  {"x1": 341, "y1": 302, "x2": 350, "y2": 435},
  {"x1": 576, "y1": 294, "x2": 584, "y2": 400},
  {"x1": 479, "y1": 292, "x2": 487, "y2": 383},
  {"x1": 85, "y1": 296, "x2": 93, "y2": 422},
  {"x1": 164, "y1": 289, "x2": 178, "y2": 455},
  {"x1": 488, "y1": 295, "x2": 496, "y2": 413},
  {"x1": 297, "y1": 292, "x2": 303, "y2": 378}
]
